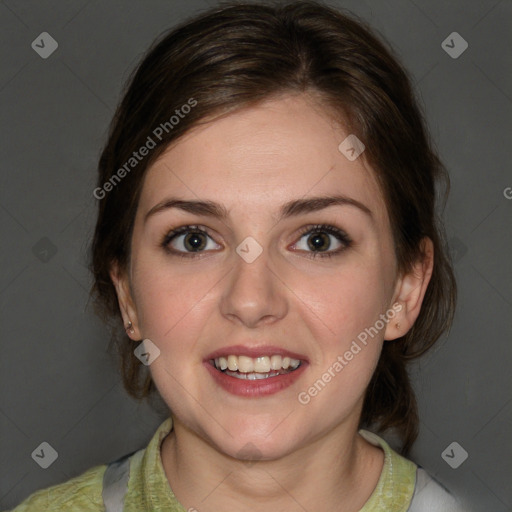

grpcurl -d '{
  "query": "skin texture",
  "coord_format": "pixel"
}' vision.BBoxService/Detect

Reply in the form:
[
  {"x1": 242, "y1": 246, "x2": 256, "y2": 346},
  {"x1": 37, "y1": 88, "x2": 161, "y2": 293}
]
[{"x1": 110, "y1": 93, "x2": 434, "y2": 512}]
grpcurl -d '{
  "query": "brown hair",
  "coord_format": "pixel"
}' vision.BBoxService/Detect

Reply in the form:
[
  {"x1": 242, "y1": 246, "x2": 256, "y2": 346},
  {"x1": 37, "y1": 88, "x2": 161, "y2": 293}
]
[{"x1": 89, "y1": 0, "x2": 456, "y2": 455}]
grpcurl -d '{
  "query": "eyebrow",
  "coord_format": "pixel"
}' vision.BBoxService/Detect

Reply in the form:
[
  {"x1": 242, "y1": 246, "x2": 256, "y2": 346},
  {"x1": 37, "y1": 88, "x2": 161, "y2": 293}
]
[{"x1": 144, "y1": 194, "x2": 373, "y2": 224}]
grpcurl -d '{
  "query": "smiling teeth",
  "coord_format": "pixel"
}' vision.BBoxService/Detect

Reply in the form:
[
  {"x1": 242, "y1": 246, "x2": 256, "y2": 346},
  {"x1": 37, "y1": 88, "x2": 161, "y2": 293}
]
[
  {"x1": 225, "y1": 369, "x2": 283, "y2": 380},
  {"x1": 214, "y1": 355, "x2": 301, "y2": 373}
]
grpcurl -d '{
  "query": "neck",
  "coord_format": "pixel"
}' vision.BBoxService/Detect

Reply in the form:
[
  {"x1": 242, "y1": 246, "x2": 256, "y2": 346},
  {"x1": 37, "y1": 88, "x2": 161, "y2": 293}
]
[{"x1": 160, "y1": 417, "x2": 384, "y2": 512}]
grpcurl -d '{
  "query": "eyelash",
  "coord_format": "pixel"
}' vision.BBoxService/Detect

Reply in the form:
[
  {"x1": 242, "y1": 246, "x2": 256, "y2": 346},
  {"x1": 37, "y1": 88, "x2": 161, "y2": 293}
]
[{"x1": 160, "y1": 223, "x2": 352, "y2": 260}]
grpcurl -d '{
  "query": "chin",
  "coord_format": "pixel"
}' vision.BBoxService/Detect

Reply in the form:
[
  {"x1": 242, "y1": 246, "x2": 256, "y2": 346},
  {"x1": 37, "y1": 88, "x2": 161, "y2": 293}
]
[
  {"x1": 228, "y1": 438, "x2": 296, "y2": 463},
  {"x1": 206, "y1": 423, "x2": 300, "y2": 462}
]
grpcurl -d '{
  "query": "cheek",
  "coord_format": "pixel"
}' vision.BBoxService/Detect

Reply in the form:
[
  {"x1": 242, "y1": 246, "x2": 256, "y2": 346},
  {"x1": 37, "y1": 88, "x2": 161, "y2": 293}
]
[
  {"x1": 130, "y1": 255, "x2": 220, "y2": 351},
  {"x1": 289, "y1": 253, "x2": 390, "y2": 350},
  {"x1": 293, "y1": 260, "x2": 387, "y2": 417},
  {"x1": 130, "y1": 258, "x2": 218, "y2": 411}
]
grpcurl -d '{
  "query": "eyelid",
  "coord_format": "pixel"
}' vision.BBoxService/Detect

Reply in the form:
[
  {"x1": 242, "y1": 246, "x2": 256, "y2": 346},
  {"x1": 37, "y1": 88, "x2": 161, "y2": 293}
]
[
  {"x1": 290, "y1": 224, "x2": 352, "y2": 257},
  {"x1": 161, "y1": 224, "x2": 221, "y2": 257}
]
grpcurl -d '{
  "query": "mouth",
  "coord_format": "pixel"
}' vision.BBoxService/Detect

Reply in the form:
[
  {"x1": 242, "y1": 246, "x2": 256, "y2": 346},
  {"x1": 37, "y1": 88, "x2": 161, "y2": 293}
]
[
  {"x1": 204, "y1": 346, "x2": 308, "y2": 397},
  {"x1": 209, "y1": 354, "x2": 302, "y2": 380}
]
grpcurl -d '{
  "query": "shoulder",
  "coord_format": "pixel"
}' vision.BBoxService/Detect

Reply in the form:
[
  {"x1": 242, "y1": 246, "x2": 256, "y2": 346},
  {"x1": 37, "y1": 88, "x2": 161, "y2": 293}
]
[
  {"x1": 407, "y1": 467, "x2": 465, "y2": 512},
  {"x1": 6, "y1": 463, "x2": 107, "y2": 512},
  {"x1": 358, "y1": 429, "x2": 465, "y2": 512}
]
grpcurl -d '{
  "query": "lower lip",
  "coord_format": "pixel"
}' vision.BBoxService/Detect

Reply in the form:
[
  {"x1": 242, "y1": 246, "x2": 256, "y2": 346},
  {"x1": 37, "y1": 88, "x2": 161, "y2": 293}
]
[{"x1": 204, "y1": 361, "x2": 308, "y2": 397}]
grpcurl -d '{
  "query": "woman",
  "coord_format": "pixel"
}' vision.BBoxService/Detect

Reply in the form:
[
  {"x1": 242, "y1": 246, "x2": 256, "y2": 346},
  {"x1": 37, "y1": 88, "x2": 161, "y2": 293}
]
[{"x1": 10, "y1": 1, "x2": 464, "y2": 510}]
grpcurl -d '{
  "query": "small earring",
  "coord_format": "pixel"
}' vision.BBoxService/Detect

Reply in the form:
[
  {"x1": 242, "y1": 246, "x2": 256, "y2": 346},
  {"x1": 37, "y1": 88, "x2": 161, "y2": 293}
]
[
  {"x1": 395, "y1": 322, "x2": 401, "y2": 331},
  {"x1": 125, "y1": 321, "x2": 135, "y2": 335}
]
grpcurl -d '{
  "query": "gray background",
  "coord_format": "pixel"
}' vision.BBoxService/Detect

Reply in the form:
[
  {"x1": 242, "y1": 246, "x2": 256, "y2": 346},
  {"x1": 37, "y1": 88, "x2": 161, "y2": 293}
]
[{"x1": 0, "y1": 0, "x2": 511, "y2": 511}]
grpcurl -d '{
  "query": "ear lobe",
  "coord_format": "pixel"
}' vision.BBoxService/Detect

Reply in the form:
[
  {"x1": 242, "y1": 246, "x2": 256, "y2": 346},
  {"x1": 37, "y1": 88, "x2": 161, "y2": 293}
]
[
  {"x1": 384, "y1": 237, "x2": 434, "y2": 341},
  {"x1": 109, "y1": 261, "x2": 141, "y2": 340}
]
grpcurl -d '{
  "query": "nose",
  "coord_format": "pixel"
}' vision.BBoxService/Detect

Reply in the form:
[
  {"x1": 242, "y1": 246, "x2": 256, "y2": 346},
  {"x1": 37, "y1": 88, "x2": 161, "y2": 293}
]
[{"x1": 219, "y1": 244, "x2": 288, "y2": 328}]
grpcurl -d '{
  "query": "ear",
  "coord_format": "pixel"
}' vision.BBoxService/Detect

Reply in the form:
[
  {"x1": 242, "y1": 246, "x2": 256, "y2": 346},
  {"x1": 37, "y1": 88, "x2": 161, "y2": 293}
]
[
  {"x1": 109, "y1": 260, "x2": 142, "y2": 340},
  {"x1": 384, "y1": 237, "x2": 434, "y2": 341}
]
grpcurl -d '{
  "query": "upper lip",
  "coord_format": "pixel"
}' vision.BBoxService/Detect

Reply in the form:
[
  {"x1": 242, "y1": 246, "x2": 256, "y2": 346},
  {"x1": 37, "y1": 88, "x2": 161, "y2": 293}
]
[{"x1": 204, "y1": 344, "x2": 308, "y2": 362}]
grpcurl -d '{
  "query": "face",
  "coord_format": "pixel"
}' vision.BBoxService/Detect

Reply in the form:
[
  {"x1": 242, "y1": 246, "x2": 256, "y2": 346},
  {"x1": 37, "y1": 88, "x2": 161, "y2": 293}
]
[{"x1": 113, "y1": 93, "x2": 408, "y2": 460}]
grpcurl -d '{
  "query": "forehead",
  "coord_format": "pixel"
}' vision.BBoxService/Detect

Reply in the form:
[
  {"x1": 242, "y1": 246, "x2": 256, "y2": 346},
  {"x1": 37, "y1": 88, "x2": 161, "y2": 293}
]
[{"x1": 138, "y1": 94, "x2": 387, "y2": 222}]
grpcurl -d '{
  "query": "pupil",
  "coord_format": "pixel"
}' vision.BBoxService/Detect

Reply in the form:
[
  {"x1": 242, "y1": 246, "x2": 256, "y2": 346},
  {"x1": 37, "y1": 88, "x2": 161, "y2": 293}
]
[
  {"x1": 308, "y1": 232, "x2": 329, "y2": 251},
  {"x1": 185, "y1": 232, "x2": 206, "y2": 251}
]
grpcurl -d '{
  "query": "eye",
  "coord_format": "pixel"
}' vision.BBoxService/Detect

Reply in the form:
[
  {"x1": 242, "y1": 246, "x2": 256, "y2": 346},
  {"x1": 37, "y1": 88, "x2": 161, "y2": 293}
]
[
  {"x1": 161, "y1": 225, "x2": 221, "y2": 258},
  {"x1": 291, "y1": 224, "x2": 352, "y2": 259},
  {"x1": 161, "y1": 223, "x2": 352, "y2": 260}
]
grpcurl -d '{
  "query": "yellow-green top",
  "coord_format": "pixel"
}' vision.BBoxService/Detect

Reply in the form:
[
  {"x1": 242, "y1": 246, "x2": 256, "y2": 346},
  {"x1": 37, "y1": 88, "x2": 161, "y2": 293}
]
[{"x1": 7, "y1": 418, "x2": 418, "y2": 511}]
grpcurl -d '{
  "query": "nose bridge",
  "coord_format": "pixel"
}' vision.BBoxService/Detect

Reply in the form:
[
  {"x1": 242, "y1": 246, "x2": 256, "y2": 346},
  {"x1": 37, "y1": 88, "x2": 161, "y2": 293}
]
[{"x1": 220, "y1": 238, "x2": 287, "y2": 327}]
